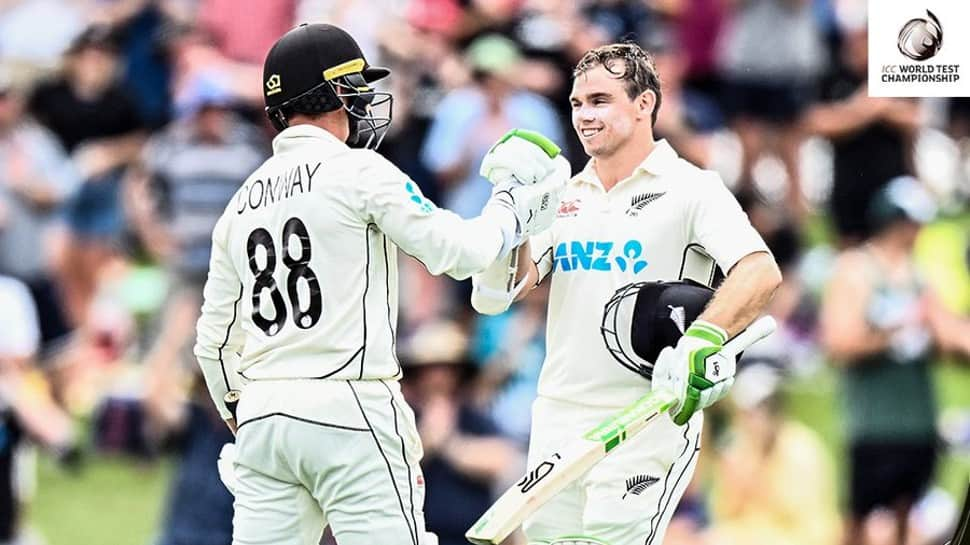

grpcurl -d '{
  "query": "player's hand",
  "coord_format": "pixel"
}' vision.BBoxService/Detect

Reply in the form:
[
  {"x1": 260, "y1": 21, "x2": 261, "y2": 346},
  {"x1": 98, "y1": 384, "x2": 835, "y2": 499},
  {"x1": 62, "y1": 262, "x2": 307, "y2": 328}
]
[
  {"x1": 489, "y1": 154, "x2": 569, "y2": 240},
  {"x1": 651, "y1": 321, "x2": 736, "y2": 425},
  {"x1": 480, "y1": 129, "x2": 562, "y2": 186},
  {"x1": 217, "y1": 442, "x2": 239, "y2": 495}
]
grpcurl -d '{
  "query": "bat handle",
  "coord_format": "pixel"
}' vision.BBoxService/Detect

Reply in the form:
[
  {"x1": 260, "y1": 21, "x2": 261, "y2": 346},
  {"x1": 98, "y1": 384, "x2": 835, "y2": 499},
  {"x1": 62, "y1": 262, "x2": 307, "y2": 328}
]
[
  {"x1": 224, "y1": 390, "x2": 241, "y2": 421},
  {"x1": 720, "y1": 315, "x2": 777, "y2": 360}
]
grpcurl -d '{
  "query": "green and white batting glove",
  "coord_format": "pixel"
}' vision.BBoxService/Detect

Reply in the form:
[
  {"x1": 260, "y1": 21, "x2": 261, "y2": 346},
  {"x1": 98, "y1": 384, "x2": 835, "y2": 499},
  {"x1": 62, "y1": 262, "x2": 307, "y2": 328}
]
[
  {"x1": 480, "y1": 128, "x2": 562, "y2": 186},
  {"x1": 651, "y1": 320, "x2": 736, "y2": 426}
]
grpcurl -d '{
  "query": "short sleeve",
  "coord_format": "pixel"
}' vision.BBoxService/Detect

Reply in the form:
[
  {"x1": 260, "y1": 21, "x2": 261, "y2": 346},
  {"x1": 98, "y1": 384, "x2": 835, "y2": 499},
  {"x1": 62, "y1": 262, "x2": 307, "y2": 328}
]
[{"x1": 689, "y1": 172, "x2": 770, "y2": 273}]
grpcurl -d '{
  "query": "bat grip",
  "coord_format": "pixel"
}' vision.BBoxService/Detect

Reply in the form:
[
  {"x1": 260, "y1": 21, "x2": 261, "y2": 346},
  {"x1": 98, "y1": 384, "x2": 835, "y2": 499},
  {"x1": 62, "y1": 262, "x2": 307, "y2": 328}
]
[
  {"x1": 224, "y1": 390, "x2": 241, "y2": 421},
  {"x1": 720, "y1": 315, "x2": 777, "y2": 359}
]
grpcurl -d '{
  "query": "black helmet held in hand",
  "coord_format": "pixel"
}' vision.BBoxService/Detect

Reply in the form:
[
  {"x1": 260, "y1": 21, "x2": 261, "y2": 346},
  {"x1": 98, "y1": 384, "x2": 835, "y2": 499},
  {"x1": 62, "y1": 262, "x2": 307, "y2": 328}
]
[
  {"x1": 601, "y1": 280, "x2": 715, "y2": 381},
  {"x1": 263, "y1": 23, "x2": 392, "y2": 148}
]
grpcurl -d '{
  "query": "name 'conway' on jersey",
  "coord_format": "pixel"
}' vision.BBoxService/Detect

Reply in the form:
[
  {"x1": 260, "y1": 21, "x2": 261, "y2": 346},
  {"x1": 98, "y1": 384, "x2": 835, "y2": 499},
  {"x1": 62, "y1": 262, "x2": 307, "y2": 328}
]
[{"x1": 194, "y1": 125, "x2": 512, "y2": 419}]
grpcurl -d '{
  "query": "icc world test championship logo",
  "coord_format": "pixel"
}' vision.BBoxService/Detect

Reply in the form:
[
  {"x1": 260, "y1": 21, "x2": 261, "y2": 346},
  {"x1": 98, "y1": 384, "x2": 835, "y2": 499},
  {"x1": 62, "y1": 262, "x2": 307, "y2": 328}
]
[{"x1": 897, "y1": 9, "x2": 943, "y2": 61}]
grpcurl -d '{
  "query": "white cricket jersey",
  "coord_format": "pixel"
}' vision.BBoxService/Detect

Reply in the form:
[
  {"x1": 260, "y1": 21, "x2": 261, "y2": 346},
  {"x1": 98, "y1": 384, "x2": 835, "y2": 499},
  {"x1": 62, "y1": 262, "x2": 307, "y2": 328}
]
[
  {"x1": 529, "y1": 140, "x2": 769, "y2": 409},
  {"x1": 195, "y1": 125, "x2": 512, "y2": 419}
]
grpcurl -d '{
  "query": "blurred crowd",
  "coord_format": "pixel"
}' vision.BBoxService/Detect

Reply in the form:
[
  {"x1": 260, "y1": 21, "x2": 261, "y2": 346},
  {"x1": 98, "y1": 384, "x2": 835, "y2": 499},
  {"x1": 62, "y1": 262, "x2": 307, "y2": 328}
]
[{"x1": 0, "y1": 0, "x2": 967, "y2": 545}]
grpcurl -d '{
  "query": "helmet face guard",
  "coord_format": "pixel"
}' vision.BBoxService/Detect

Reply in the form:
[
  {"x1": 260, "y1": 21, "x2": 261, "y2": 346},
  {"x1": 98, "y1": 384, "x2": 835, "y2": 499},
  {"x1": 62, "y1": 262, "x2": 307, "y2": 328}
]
[
  {"x1": 333, "y1": 72, "x2": 392, "y2": 149},
  {"x1": 601, "y1": 280, "x2": 715, "y2": 381},
  {"x1": 265, "y1": 65, "x2": 392, "y2": 150}
]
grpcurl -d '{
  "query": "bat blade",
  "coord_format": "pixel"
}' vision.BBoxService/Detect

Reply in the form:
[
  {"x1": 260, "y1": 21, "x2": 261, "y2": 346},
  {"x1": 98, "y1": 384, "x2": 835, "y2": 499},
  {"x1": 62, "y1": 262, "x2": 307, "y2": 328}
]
[
  {"x1": 465, "y1": 315, "x2": 777, "y2": 545},
  {"x1": 465, "y1": 390, "x2": 673, "y2": 545}
]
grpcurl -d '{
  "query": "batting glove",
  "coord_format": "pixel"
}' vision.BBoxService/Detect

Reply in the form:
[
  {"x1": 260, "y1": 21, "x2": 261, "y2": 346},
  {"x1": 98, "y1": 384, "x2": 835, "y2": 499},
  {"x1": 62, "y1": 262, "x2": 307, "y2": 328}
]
[
  {"x1": 488, "y1": 154, "x2": 569, "y2": 243},
  {"x1": 651, "y1": 320, "x2": 736, "y2": 425},
  {"x1": 480, "y1": 129, "x2": 562, "y2": 186},
  {"x1": 217, "y1": 442, "x2": 239, "y2": 495}
]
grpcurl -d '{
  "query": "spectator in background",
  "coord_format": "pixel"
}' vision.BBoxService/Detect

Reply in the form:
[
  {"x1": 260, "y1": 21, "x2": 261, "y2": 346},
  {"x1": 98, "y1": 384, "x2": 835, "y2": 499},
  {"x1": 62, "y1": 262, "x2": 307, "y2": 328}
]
[
  {"x1": 804, "y1": 18, "x2": 920, "y2": 246},
  {"x1": 421, "y1": 34, "x2": 562, "y2": 220},
  {"x1": 648, "y1": 24, "x2": 714, "y2": 167},
  {"x1": 820, "y1": 177, "x2": 970, "y2": 545},
  {"x1": 141, "y1": 293, "x2": 234, "y2": 545},
  {"x1": 108, "y1": 0, "x2": 179, "y2": 129},
  {"x1": 675, "y1": 0, "x2": 728, "y2": 109},
  {"x1": 0, "y1": 69, "x2": 78, "y2": 357},
  {"x1": 719, "y1": 0, "x2": 825, "y2": 218},
  {"x1": 126, "y1": 80, "x2": 267, "y2": 285},
  {"x1": 0, "y1": 275, "x2": 77, "y2": 545},
  {"x1": 0, "y1": 0, "x2": 86, "y2": 79},
  {"x1": 400, "y1": 321, "x2": 519, "y2": 545},
  {"x1": 28, "y1": 25, "x2": 145, "y2": 327},
  {"x1": 197, "y1": 0, "x2": 295, "y2": 64},
  {"x1": 471, "y1": 283, "x2": 550, "y2": 445},
  {"x1": 708, "y1": 363, "x2": 841, "y2": 545}
]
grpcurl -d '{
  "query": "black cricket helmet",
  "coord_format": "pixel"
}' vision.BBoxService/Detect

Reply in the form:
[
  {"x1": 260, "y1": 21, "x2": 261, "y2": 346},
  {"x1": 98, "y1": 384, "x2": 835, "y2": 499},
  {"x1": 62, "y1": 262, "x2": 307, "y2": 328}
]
[
  {"x1": 263, "y1": 23, "x2": 392, "y2": 148},
  {"x1": 601, "y1": 280, "x2": 715, "y2": 380}
]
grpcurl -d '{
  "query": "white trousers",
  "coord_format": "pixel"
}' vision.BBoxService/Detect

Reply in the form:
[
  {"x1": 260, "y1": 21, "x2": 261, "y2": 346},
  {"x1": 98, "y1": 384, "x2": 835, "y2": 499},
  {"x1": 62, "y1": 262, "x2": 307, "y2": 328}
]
[
  {"x1": 232, "y1": 378, "x2": 435, "y2": 545},
  {"x1": 523, "y1": 396, "x2": 702, "y2": 545}
]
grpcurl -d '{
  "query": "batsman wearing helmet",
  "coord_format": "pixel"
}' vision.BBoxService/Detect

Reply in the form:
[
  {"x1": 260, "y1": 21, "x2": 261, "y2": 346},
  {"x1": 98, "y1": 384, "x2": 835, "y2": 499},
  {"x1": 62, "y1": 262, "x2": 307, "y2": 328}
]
[
  {"x1": 470, "y1": 42, "x2": 782, "y2": 545},
  {"x1": 193, "y1": 23, "x2": 569, "y2": 545}
]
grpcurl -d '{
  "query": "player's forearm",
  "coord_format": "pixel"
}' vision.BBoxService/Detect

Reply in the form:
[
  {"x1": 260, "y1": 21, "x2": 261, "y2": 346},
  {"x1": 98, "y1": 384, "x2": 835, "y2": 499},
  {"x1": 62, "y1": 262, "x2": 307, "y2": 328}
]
[
  {"x1": 698, "y1": 251, "x2": 781, "y2": 337},
  {"x1": 513, "y1": 240, "x2": 539, "y2": 301},
  {"x1": 196, "y1": 354, "x2": 236, "y2": 421}
]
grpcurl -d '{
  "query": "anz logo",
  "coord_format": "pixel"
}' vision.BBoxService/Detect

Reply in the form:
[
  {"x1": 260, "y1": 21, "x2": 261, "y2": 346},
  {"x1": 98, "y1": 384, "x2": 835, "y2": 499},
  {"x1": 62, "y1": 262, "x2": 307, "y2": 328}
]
[{"x1": 553, "y1": 240, "x2": 649, "y2": 274}]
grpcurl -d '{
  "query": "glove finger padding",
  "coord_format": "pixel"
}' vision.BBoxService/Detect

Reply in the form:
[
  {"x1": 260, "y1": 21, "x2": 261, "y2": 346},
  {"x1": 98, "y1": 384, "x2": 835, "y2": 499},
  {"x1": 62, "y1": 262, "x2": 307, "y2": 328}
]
[
  {"x1": 480, "y1": 129, "x2": 561, "y2": 186},
  {"x1": 651, "y1": 321, "x2": 735, "y2": 426},
  {"x1": 516, "y1": 155, "x2": 570, "y2": 237}
]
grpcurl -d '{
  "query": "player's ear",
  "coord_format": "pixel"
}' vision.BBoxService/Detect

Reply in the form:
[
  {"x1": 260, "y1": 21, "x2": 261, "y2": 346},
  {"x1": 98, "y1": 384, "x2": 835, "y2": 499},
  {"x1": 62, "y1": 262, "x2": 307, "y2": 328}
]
[{"x1": 636, "y1": 90, "x2": 655, "y2": 121}]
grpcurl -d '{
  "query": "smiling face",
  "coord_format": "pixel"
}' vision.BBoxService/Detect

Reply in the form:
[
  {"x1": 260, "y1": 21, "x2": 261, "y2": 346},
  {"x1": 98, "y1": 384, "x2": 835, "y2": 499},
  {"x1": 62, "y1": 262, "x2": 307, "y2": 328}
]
[{"x1": 570, "y1": 64, "x2": 656, "y2": 159}]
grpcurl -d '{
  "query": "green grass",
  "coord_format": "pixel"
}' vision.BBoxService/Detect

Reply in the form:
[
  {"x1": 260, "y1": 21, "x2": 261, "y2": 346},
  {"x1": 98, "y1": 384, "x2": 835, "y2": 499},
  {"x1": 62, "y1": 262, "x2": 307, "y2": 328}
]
[
  {"x1": 28, "y1": 455, "x2": 172, "y2": 545},
  {"x1": 23, "y1": 363, "x2": 969, "y2": 544}
]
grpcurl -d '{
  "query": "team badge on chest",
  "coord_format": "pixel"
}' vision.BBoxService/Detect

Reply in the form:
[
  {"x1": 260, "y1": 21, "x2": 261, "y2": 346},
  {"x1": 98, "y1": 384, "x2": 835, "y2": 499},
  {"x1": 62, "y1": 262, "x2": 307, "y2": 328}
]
[{"x1": 626, "y1": 192, "x2": 665, "y2": 217}]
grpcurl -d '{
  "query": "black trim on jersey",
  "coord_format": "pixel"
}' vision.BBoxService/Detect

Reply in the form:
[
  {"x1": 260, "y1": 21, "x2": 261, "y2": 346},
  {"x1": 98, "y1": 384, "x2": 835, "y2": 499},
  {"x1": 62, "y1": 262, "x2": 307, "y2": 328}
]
[
  {"x1": 348, "y1": 382, "x2": 418, "y2": 545},
  {"x1": 644, "y1": 422, "x2": 700, "y2": 545},
  {"x1": 380, "y1": 380, "x2": 419, "y2": 543},
  {"x1": 236, "y1": 412, "x2": 370, "y2": 432},
  {"x1": 533, "y1": 246, "x2": 554, "y2": 287},
  {"x1": 311, "y1": 346, "x2": 362, "y2": 379},
  {"x1": 359, "y1": 225, "x2": 374, "y2": 379},
  {"x1": 395, "y1": 246, "x2": 433, "y2": 277},
  {"x1": 383, "y1": 236, "x2": 402, "y2": 378},
  {"x1": 217, "y1": 283, "x2": 245, "y2": 392}
]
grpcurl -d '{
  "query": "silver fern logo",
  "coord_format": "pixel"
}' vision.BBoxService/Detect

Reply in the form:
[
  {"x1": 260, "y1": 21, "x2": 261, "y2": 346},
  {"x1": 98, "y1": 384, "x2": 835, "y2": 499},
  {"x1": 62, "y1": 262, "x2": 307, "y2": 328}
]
[
  {"x1": 897, "y1": 10, "x2": 943, "y2": 61},
  {"x1": 623, "y1": 474, "x2": 659, "y2": 499},
  {"x1": 626, "y1": 192, "x2": 665, "y2": 216}
]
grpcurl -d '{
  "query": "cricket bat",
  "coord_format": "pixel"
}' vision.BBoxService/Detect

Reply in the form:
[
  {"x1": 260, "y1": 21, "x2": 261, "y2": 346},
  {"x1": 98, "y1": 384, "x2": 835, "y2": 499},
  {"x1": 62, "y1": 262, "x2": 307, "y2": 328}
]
[{"x1": 465, "y1": 315, "x2": 777, "y2": 545}]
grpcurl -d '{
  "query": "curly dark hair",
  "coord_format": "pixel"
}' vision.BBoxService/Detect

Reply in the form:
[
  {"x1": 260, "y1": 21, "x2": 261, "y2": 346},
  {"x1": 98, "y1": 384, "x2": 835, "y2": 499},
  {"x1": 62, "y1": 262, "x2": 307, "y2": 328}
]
[{"x1": 573, "y1": 42, "x2": 662, "y2": 126}]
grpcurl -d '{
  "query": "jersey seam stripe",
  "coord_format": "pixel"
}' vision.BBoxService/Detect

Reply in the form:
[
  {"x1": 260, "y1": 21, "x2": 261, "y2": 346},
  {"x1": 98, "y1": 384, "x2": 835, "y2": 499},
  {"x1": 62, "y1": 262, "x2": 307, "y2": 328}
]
[
  {"x1": 379, "y1": 380, "x2": 419, "y2": 544},
  {"x1": 644, "y1": 421, "x2": 692, "y2": 545},
  {"x1": 348, "y1": 381, "x2": 417, "y2": 545},
  {"x1": 359, "y1": 225, "x2": 373, "y2": 380},
  {"x1": 311, "y1": 346, "x2": 363, "y2": 379},
  {"x1": 534, "y1": 246, "x2": 554, "y2": 286},
  {"x1": 396, "y1": 244, "x2": 433, "y2": 275},
  {"x1": 383, "y1": 235, "x2": 402, "y2": 378},
  {"x1": 645, "y1": 429, "x2": 701, "y2": 545},
  {"x1": 217, "y1": 283, "x2": 245, "y2": 392},
  {"x1": 235, "y1": 412, "x2": 370, "y2": 432}
]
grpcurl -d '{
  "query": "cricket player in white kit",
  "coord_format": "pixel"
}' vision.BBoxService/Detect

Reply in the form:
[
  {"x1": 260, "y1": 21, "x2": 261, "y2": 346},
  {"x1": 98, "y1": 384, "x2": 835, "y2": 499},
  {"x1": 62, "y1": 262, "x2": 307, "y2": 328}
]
[
  {"x1": 471, "y1": 43, "x2": 782, "y2": 545},
  {"x1": 193, "y1": 24, "x2": 569, "y2": 545}
]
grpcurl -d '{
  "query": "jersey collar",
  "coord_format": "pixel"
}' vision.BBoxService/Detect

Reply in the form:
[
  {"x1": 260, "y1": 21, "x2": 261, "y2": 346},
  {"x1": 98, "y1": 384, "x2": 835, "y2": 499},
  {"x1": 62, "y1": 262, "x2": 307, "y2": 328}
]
[
  {"x1": 272, "y1": 124, "x2": 348, "y2": 155},
  {"x1": 573, "y1": 139, "x2": 678, "y2": 189}
]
